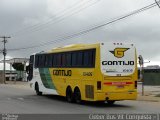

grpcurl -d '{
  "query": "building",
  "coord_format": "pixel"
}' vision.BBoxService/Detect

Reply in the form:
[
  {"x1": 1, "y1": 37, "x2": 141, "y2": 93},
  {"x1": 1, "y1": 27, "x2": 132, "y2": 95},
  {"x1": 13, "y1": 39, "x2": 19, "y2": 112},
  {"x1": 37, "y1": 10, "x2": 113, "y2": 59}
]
[
  {"x1": 0, "y1": 70, "x2": 17, "y2": 81},
  {"x1": 139, "y1": 65, "x2": 160, "y2": 85},
  {"x1": 0, "y1": 58, "x2": 29, "y2": 82}
]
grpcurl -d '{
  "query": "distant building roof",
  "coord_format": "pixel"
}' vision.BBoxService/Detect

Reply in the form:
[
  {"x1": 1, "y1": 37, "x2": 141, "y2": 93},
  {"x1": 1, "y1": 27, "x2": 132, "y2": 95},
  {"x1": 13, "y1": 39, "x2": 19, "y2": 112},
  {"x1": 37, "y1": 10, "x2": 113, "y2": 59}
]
[
  {"x1": 0, "y1": 58, "x2": 29, "y2": 64},
  {"x1": 138, "y1": 65, "x2": 160, "y2": 70},
  {"x1": 145, "y1": 65, "x2": 160, "y2": 69}
]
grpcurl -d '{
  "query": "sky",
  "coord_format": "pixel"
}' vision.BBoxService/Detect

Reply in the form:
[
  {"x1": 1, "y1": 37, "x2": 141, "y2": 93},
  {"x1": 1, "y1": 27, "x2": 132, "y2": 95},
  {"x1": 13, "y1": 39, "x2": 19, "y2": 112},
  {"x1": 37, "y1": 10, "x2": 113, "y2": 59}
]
[{"x1": 0, "y1": 0, "x2": 160, "y2": 69}]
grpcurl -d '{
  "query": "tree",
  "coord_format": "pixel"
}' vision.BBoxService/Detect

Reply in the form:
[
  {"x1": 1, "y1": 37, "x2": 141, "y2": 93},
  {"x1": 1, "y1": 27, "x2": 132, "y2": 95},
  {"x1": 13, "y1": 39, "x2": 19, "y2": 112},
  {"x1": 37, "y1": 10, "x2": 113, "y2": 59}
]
[{"x1": 12, "y1": 63, "x2": 24, "y2": 71}]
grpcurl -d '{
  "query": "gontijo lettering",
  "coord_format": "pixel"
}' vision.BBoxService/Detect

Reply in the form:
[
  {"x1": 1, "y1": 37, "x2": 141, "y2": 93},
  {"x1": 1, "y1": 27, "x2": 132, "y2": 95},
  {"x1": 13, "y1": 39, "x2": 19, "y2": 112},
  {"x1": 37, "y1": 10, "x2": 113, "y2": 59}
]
[
  {"x1": 53, "y1": 70, "x2": 72, "y2": 76},
  {"x1": 102, "y1": 61, "x2": 134, "y2": 65}
]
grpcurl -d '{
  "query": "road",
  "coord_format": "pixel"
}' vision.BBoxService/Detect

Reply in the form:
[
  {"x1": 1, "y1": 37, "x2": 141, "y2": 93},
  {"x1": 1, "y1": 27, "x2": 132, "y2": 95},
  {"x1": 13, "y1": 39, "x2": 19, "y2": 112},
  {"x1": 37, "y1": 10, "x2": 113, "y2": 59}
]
[{"x1": 0, "y1": 83, "x2": 160, "y2": 114}]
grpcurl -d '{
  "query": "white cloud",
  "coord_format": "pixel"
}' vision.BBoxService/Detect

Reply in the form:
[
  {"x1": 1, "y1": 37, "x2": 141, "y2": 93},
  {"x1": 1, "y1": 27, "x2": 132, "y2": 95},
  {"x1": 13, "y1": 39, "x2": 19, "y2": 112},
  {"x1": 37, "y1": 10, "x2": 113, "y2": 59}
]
[{"x1": 0, "y1": 0, "x2": 160, "y2": 67}]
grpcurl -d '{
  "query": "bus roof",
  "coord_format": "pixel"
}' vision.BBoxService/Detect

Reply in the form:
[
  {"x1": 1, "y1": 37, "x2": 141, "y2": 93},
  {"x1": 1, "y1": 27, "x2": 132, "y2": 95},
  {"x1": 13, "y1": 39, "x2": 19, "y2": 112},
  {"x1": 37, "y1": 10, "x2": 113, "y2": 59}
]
[
  {"x1": 32, "y1": 42, "x2": 134, "y2": 55},
  {"x1": 49, "y1": 43, "x2": 99, "y2": 53}
]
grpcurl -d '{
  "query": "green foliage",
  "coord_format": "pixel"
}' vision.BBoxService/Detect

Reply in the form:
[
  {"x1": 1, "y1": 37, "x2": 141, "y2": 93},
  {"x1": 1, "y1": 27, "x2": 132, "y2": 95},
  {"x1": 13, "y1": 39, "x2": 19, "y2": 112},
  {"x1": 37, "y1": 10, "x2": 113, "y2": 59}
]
[
  {"x1": 12, "y1": 63, "x2": 24, "y2": 71},
  {"x1": 143, "y1": 72, "x2": 160, "y2": 85}
]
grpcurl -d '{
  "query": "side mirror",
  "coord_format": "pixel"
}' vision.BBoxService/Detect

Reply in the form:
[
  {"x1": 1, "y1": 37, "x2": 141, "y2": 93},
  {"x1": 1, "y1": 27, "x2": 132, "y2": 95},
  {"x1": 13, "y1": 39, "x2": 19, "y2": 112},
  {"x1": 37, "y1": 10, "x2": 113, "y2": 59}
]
[
  {"x1": 26, "y1": 65, "x2": 29, "y2": 74},
  {"x1": 138, "y1": 55, "x2": 143, "y2": 66}
]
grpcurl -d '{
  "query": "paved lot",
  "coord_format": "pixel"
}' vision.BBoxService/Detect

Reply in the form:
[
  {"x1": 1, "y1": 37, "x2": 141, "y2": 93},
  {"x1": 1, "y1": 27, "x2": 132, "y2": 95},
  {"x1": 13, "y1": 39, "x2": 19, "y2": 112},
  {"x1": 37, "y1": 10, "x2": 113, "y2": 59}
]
[
  {"x1": 0, "y1": 81, "x2": 160, "y2": 114},
  {"x1": 0, "y1": 86, "x2": 160, "y2": 114},
  {"x1": 3, "y1": 81, "x2": 160, "y2": 102}
]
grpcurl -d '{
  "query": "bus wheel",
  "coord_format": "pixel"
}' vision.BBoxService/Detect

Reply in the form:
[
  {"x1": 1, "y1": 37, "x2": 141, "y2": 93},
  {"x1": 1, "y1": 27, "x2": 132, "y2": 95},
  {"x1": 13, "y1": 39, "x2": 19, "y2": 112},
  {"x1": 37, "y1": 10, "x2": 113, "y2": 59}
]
[
  {"x1": 74, "y1": 88, "x2": 81, "y2": 104},
  {"x1": 107, "y1": 100, "x2": 115, "y2": 105},
  {"x1": 35, "y1": 83, "x2": 42, "y2": 96},
  {"x1": 66, "y1": 87, "x2": 74, "y2": 103}
]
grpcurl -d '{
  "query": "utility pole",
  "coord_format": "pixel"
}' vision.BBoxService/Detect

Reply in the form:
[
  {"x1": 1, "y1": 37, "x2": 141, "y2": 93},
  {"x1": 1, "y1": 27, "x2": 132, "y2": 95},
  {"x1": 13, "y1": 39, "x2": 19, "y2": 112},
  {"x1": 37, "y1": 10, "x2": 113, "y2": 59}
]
[
  {"x1": 0, "y1": 36, "x2": 11, "y2": 84},
  {"x1": 138, "y1": 55, "x2": 144, "y2": 96}
]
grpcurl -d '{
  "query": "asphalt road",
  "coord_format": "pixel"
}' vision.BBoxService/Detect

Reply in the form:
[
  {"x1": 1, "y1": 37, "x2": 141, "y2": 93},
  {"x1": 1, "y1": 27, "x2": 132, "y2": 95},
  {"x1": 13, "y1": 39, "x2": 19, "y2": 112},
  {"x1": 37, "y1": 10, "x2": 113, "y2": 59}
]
[{"x1": 0, "y1": 83, "x2": 160, "y2": 114}]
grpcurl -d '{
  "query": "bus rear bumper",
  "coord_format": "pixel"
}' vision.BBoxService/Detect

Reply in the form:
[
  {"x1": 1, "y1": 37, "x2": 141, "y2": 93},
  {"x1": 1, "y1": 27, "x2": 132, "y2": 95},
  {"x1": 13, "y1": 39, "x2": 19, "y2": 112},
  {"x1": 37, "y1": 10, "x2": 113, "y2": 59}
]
[{"x1": 96, "y1": 91, "x2": 137, "y2": 101}]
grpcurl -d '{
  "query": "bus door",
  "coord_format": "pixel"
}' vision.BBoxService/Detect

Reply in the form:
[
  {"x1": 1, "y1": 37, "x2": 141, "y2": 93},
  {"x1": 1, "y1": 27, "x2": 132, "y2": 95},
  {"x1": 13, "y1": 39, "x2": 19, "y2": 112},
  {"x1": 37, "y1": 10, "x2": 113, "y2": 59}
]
[{"x1": 28, "y1": 55, "x2": 34, "y2": 81}]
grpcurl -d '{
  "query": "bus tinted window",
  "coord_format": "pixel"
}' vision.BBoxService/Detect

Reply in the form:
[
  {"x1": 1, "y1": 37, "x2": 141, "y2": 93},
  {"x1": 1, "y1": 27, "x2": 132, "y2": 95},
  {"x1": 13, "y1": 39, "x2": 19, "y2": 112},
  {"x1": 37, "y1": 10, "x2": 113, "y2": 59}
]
[
  {"x1": 44, "y1": 55, "x2": 48, "y2": 67},
  {"x1": 91, "y1": 50, "x2": 95, "y2": 67},
  {"x1": 62, "y1": 53, "x2": 66, "y2": 67},
  {"x1": 83, "y1": 49, "x2": 95, "y2": 67},
  {"x1": 48, "y1": 54, "x2": 53, "y2": 67},
  {"x1": 77, "y1": 52, "x2": 83, "y2": 66},
  {"x1": 53, "y1": 54, "x2": 57, "y2": 67},
  {"x1": 40, "y1": 55, "x2": 45, "y2": 67},
  {"x1": 83, "y1": 51, "x2": 89, "y2": 66},
  {"x1": 66, "y1": 53, "x2": 71, "y2": 67},
  {"x1": 30, "y1": 55, "x2": 34, "y2": 64},
  {"x1": 34, "y1": 48, "x2": 95, "y2": 68},
  {"x1": 43, "y1": 54, "x2": 52, "y2": 67},
  {"x1": 57, "y1": 54, "x2": 62, "y2": 66},
  {"x1": 88, "y1": 50, "x2": 94, "y2": 67},
  {"x1": 72, "y1": 52, "x2": 77, "y2": 67},
  {"x1": 35, "y1": 55, "x2": 40, "y2": 68}
]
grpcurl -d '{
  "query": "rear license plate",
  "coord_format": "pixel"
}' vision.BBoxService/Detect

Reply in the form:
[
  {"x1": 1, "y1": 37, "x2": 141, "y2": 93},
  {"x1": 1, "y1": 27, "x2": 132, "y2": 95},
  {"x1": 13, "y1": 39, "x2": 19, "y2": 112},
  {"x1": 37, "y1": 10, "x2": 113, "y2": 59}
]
[{"x1": 117, "y1": 85, "x2": 124, "y2": 88}]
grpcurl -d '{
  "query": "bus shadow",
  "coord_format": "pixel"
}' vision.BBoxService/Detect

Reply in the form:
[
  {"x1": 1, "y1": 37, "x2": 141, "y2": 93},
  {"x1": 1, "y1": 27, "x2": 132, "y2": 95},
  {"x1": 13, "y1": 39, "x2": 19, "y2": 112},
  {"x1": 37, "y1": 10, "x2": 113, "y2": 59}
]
[
  {"x1": 44, "y1": 94, "x2": 66, "y2": 102},
  {"x1": 82, "y1": 101, "x2": 133, "y2": 108},
  {"x1": 43, "y1": 95, "x2": 133, "y2": 108}
]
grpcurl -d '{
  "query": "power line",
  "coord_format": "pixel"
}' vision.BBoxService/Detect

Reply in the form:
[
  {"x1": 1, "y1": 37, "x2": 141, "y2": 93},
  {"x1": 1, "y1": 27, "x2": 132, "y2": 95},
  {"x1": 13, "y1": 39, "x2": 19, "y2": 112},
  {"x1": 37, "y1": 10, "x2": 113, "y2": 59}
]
[
  {"x1": 11, "y1": 0, "x2": 100, "y2": 37},
  {"x1": 8, "y1": 1, "x2": 159, "y2": 51},
  {"x1": 155, "y1": 0, "x2": 160, "y2": 8},
  {"x1": 8, "y1": 2, "x2": 157, "y2": 51}
]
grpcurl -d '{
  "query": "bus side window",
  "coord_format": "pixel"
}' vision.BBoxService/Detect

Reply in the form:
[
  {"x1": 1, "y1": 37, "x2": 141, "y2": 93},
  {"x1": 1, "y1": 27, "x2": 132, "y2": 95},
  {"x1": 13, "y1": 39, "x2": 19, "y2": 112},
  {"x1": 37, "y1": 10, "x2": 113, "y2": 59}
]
[
  {"x1": 40, "y1": 55, "x2": 45, "y2": 67},
  {"x1": 44, "y1": 54, "x2": 48, "y2": 67},
  {"x1": 88, "y1": 50, "x2": 95, "y2": 67},
  {"x1": 35, "y1": 55, "x2": 39, "y2": 68},
  {"x1": 66, "y1": 53, "x2": 71, "y2": 67},
  {"x1": 77, "y1": 51, "x2": 83, "y2": 67},
  {"x1": 62, "y1": 53, "x2": 66, "y2": 67},
  {"x1": 52, "y1": 54, "x2": 57, "y2": 67},
  {"x1": 83, "y1": 51, "x2": 89, "y2": 67},
  {"x1": 48, "y1": 54, "x2": 53, "y2": 67},
  {"x1": 38, "y1": 55, "x2": 42, "y2": 67},
  {"x1": 57, "y1": 53, "x2": 62, "y2": 67},
  {"x1": 72, "y1": 52, "x2": 77, "y2": 67},
  {"x1": 92, "y1": 49, "x2": 96, "y2": 67},
  {"x1": 83, "y1": 49, "x2": 95, "y2": 68}
]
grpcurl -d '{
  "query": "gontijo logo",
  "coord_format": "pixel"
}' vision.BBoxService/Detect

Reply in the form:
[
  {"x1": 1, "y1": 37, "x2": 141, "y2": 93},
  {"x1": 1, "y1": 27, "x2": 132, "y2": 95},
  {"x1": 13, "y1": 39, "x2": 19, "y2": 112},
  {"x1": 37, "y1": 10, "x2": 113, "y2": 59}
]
[
  {"x1": 110, "y1": 48, "x2": 129, "y2": 58},
  {"x1": 102, "y1": 47, "x2": 134, "y2": 66}
]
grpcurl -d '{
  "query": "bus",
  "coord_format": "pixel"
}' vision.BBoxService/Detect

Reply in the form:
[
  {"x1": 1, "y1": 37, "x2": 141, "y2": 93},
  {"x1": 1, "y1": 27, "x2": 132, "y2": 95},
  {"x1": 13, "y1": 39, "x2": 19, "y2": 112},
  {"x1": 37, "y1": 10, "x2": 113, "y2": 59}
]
[{"x1": 28, "y1": 42, "x2": 138, "y2": 104}]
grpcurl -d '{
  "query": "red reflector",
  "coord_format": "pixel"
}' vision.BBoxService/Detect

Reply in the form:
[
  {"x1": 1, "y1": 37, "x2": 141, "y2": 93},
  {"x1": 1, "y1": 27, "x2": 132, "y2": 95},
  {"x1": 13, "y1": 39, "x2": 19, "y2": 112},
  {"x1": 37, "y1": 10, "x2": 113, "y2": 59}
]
[
  {"x1": 104, "y1": 82, "x2": 133, "y2": 85},
  {"x1": 126, "y1": 82, "x2": 133, "y2": 84}
]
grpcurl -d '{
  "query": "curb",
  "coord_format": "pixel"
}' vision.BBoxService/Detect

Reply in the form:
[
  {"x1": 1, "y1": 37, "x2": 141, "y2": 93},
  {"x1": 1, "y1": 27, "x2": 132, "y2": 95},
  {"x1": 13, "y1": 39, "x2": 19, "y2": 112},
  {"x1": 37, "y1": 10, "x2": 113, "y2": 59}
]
[
  {"x1": 1, "y1": 81, "x2": 31, "y2": 89},
  {"x1": 137, "y1": 95, "x2": 160, "y2": 102}
]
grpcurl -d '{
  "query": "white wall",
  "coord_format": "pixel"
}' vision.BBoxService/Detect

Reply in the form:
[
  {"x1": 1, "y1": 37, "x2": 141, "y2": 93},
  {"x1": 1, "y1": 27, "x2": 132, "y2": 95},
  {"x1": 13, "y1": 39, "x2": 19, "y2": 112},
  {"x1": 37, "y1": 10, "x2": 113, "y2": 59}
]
[{"x1": 0, "y1": 63, "x2": 13, "y2": 70}]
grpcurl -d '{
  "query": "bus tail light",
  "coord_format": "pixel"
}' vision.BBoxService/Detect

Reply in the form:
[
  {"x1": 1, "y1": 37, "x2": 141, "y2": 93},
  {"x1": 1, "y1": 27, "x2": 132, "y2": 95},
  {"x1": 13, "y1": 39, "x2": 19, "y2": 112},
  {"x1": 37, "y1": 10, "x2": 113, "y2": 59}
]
[
  {"x1": 97, "y1": 81, "x2": 101, "y2": 90},
  {"x1": 135, "y1": 81, "x2": 137, "y2": 89}
]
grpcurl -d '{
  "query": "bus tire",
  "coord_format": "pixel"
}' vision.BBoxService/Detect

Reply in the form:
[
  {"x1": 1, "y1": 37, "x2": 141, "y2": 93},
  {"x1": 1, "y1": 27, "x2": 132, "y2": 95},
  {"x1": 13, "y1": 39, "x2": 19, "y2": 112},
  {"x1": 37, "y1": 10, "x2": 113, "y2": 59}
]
[
  {"x1": 35, "y1": 82, "x2": 42, "y2": 96},
  {"x1": 74, "y1": 87, "x2": 81, "y2": 104},
  {"x1": 107, "y1": 100, "x2": 115, "y2": 105},
  {"x1": 66, "y1": 87, "x2": 74, "y2": 103}
]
